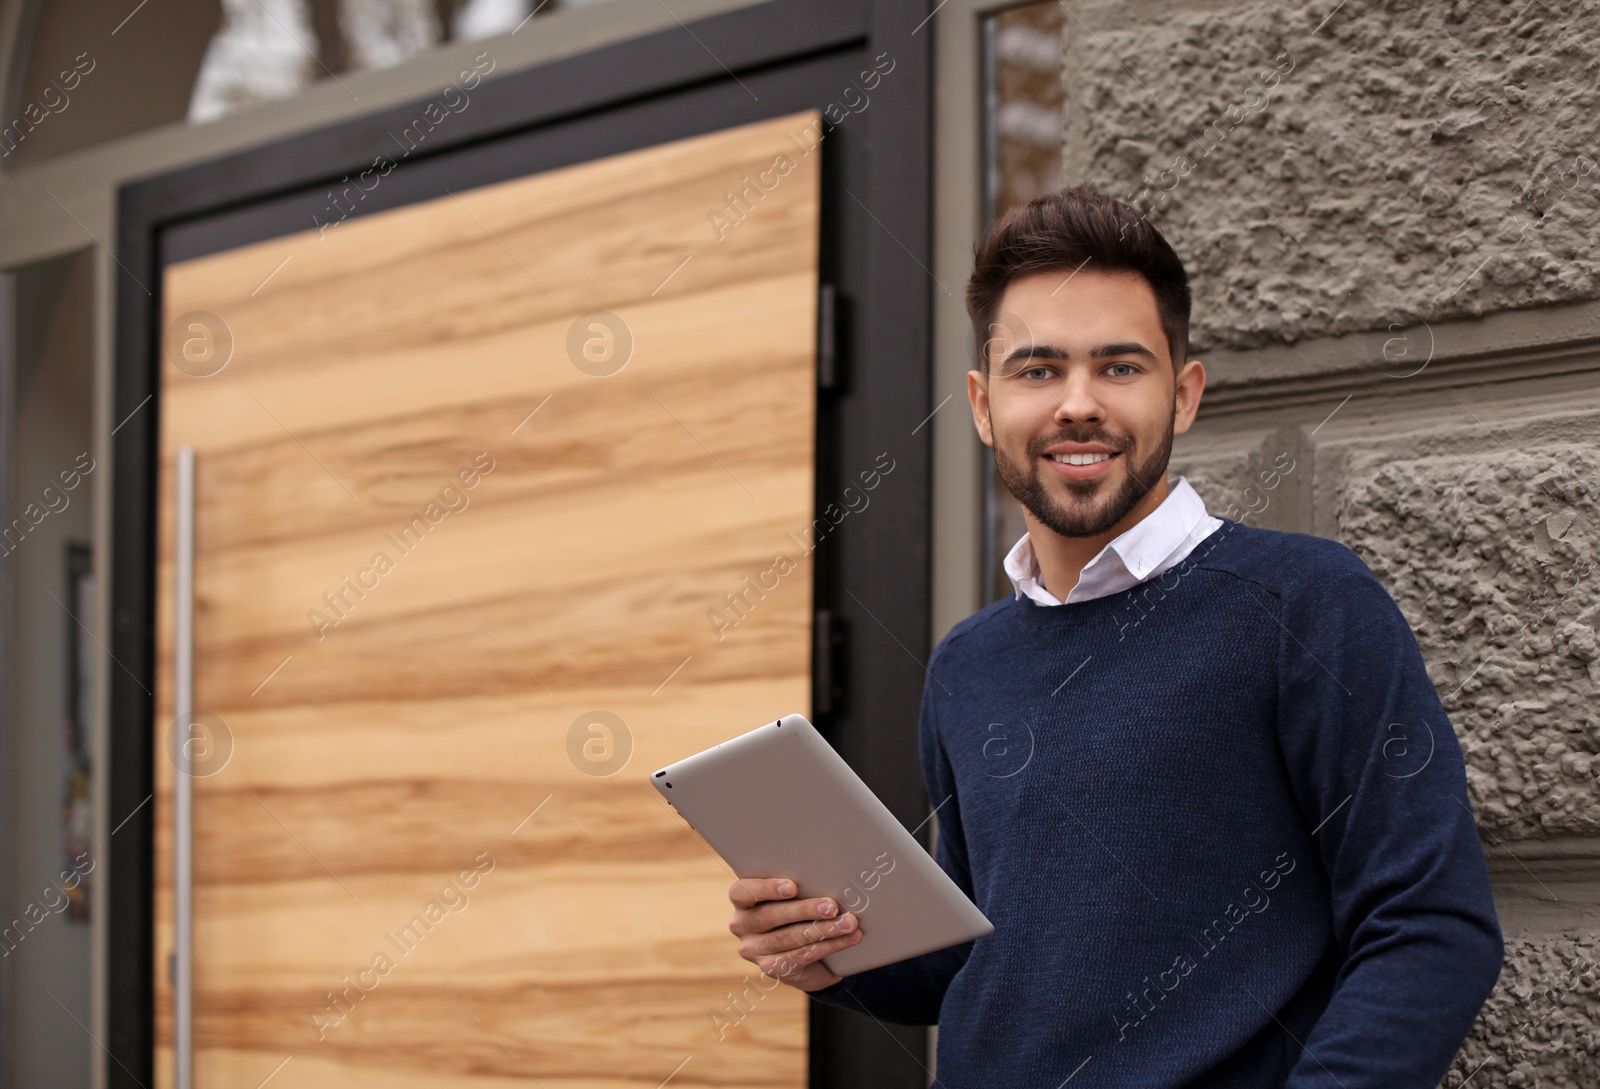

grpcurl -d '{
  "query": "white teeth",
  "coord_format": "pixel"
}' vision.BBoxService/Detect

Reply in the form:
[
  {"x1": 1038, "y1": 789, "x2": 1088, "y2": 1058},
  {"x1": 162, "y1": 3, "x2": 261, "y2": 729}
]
[{"x1": 1050, "y1": 452, "x2": 1111, "y2": 466}]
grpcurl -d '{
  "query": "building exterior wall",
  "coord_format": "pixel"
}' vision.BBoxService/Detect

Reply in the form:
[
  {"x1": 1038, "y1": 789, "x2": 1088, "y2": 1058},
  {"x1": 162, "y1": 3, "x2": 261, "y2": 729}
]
[{"x1": 1062, "y1": 1, "x2": 1600, "y2": 1083}]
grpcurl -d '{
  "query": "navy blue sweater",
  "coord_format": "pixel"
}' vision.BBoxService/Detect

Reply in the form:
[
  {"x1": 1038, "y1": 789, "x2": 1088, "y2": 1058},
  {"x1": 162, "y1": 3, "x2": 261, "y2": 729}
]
[{"x1": 812, "y1": 521, "x2": 1503, "y2": 1088}]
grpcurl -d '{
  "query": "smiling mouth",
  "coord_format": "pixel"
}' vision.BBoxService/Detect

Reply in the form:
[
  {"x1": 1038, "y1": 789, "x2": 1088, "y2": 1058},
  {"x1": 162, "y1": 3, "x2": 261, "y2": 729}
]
[{"x1": 1047, "y1": 452, "x2": 1118, "y2": 466}]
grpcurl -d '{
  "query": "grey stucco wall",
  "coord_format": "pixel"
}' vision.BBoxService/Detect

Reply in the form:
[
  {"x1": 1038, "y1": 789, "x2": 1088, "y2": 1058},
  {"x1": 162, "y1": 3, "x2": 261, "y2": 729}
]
[
  {"x1": 1466, "y1": 934, "x2": 1600, "y2": 1085},
  {"x1": 1061, "y1": 1, "x2": 1600, "y2": 1084},
  {"x1": 1339, "y1": 440, "x2": 1599, "y2": 840},
  {"x1": 1064, "y1": 0, "x2": 1600, "y2": 353}
]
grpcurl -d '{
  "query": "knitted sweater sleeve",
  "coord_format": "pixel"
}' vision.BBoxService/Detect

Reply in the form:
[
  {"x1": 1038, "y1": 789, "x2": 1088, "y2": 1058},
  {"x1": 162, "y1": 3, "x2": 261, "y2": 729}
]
[
  {"x1": 1268, "y1": 544, "x2": 1505, "y2": 1088},
  {"x1": 806, "y1": 667, "x2": 976, "y2": 1025}
]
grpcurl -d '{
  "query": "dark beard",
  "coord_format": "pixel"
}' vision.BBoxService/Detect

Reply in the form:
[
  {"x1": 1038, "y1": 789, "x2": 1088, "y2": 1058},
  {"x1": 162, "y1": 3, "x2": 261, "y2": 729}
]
[{"x1": 992, "y1": 413, "x2": 1175, "y2": 538}]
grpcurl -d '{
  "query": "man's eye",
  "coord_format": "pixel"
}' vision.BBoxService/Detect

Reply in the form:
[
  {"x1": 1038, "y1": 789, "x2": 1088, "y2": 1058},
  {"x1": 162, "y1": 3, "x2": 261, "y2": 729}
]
[
  {"x1": 1021, "y1": 366, "x2": 1053, "y2": 380},
  {"x1": 1106, "y1": 362, "x2": 1138, "y2": 377}
]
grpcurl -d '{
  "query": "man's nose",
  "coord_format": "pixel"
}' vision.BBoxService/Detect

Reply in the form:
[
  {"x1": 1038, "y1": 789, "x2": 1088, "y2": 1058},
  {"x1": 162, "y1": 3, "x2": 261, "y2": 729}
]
[{"x1": 1053, "y1": 369, "x2": 1104, "y2": 424}]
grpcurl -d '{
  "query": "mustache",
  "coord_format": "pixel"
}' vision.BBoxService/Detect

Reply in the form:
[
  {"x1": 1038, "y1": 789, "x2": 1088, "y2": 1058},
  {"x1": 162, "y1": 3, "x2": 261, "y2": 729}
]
[{"x1": 1026, "y1": 426, "x2": 1134, "y2": 456}]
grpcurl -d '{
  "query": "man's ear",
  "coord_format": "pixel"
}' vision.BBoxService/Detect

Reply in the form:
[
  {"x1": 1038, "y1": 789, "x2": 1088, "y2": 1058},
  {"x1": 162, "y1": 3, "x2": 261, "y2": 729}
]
[
  {"x1": 1173, "y1": 358, "x2": 1206, "y2": 436},
  {"x1": 967, "y1": 368, "x2": 995, "y2": 447}
]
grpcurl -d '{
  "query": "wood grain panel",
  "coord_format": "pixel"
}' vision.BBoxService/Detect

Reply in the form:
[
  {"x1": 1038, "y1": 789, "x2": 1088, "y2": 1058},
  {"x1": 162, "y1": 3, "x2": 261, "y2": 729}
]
[{"x1": 153, "y1": 111, "x2": 822, "y2": 1087}]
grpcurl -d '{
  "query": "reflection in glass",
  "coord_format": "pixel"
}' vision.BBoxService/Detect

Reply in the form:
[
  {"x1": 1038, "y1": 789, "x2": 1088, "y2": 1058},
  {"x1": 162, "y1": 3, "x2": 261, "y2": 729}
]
[
  {"x1": 188, "y1": 0, "x2": 581, "y2": 123},
  {"x1": 980, "y1": 2, "x2": 1065, "y2": 602}
]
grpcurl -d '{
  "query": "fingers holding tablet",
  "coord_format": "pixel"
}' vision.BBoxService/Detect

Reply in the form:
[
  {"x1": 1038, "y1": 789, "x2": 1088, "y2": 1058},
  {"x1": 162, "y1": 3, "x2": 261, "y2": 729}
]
[
  {"x1": 729, "y1": 877, "x2": 850, "y2": 932},
  {"x1": 653, "y1": 715, "x2": 992, "y2": 977},
  {"x1": 727, "y1": 875, "x2": 863, "y2": 992},
  {"x1": 727, "y1": 875, "x2": 797, "y2": 910}
]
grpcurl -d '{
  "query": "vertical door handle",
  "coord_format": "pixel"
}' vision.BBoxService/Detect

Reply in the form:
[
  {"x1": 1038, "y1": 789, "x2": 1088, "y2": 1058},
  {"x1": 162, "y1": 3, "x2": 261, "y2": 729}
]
[{"x1": 174, "y1": 447, "x2": 195, "y2": 1089}]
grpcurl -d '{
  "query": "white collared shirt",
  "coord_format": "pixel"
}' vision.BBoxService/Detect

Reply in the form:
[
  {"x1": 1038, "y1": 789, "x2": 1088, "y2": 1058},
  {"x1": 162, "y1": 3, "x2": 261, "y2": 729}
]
[{"x1": 1003, "y1": 476, "x2": 1224, "y2": 606}]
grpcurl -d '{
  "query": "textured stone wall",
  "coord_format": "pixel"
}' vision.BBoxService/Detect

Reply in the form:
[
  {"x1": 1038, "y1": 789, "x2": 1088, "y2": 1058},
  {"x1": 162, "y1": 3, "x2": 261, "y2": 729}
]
[
  {"x1": 1339, "y1": 442, "x2": 1599, "y2": 840},
  {"x1": 1063, "y1": 0, "x2": 1600, "y2": 353},
  {"x1": 1063, "y1": 1, "x2": 1600, "y2": 1084},
  {"x1": 1461, "y1": 934, "x2": 1600, "y2": 1085}
]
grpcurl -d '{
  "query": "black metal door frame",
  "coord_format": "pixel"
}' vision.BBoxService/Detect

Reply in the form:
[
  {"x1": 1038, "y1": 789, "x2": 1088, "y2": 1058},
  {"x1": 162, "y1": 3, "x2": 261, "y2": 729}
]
[{"x1": 112, "y1": 2, "x2": 935, "y2": 1085}]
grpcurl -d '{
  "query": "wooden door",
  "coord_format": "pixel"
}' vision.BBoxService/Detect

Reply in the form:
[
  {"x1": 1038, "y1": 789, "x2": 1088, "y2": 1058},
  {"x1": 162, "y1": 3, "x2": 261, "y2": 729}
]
[{"x1": 153, "y1": 111, "x2": 821, "y2": 1088}]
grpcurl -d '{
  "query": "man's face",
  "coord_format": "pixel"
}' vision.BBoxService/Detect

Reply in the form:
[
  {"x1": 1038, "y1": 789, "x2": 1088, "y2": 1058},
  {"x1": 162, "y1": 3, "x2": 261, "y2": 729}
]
[{"x1": 967, "y1": 270, "x2": 1205, "y2": 540}]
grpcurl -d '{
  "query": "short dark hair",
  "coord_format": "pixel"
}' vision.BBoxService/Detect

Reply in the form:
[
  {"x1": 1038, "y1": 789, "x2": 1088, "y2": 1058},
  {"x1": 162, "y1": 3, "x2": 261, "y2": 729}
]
[{"x1": 966, "y1": 184, "x2": 1192, "y2": 373}]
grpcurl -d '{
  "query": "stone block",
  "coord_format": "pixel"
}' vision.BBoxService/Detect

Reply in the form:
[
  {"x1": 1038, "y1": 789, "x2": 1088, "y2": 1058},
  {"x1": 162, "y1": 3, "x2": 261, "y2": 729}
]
[
  {"x1": 1062, "y1": 0, "x2": 1600, "y2": 353},
  {"x1": 1336, "y1": 443, "x2": 1598, "y2": 839},
  {"x1": 1449, "y1": 932, "x2": 1600, "y2": 1088}
]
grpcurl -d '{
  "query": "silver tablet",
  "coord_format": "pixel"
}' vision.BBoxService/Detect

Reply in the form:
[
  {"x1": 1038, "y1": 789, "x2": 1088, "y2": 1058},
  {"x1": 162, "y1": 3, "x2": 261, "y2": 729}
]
[{"x1": 647, "y1": 712, "x2": 993, "y2": 976}]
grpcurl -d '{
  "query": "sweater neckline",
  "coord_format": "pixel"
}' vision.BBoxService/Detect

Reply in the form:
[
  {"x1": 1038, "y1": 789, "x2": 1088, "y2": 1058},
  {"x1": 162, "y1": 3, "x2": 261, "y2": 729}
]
[{"x1": 1008, "y1": 517, "x2": 1247, "y2": 627}]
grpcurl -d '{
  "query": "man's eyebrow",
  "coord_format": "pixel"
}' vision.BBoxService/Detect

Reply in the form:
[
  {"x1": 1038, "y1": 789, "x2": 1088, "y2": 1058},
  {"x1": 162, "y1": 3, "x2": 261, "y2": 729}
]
[{"x1": 998, "y1": 341, "x2": 1161, "y2": 365}]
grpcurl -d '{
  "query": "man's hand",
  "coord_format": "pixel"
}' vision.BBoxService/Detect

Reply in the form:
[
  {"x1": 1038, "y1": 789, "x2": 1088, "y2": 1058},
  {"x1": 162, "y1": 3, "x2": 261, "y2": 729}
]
[{"x1": 727, "y1": 876, "x2": 863, "y2": 992}]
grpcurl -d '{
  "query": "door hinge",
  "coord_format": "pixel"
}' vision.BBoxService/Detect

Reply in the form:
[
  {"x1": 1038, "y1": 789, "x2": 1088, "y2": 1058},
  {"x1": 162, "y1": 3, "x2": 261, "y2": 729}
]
[
  {"x1": 813, "y1": 607, "x2": 849, "y2": 719},
  {"x1": 817, "y1": 284, "x2": 849, "y2": 393}
]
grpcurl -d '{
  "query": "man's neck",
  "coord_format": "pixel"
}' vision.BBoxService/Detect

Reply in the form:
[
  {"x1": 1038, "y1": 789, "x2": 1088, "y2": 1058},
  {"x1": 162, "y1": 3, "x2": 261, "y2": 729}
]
[{"x1": 1028, "y1": 475, "x2": 1174, "y2": 601}]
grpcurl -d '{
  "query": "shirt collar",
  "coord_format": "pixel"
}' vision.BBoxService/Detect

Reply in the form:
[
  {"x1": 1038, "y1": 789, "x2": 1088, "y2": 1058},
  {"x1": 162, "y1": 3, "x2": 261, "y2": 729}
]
[{"x1": 1002, "y1": 476, "x2": 1212, "y2": 602}]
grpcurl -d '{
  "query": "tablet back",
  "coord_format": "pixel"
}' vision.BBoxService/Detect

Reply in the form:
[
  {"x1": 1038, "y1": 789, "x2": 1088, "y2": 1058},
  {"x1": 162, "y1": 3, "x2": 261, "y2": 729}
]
[{"x1": 648, "y1": 713, "x2": 993, "y2": 976}]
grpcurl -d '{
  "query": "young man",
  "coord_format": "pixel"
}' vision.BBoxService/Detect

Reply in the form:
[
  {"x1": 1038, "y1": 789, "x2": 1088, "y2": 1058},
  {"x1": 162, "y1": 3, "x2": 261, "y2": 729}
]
[{"x1": 725, "y1": 185, "x2": 1504, "y2": 1087}]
